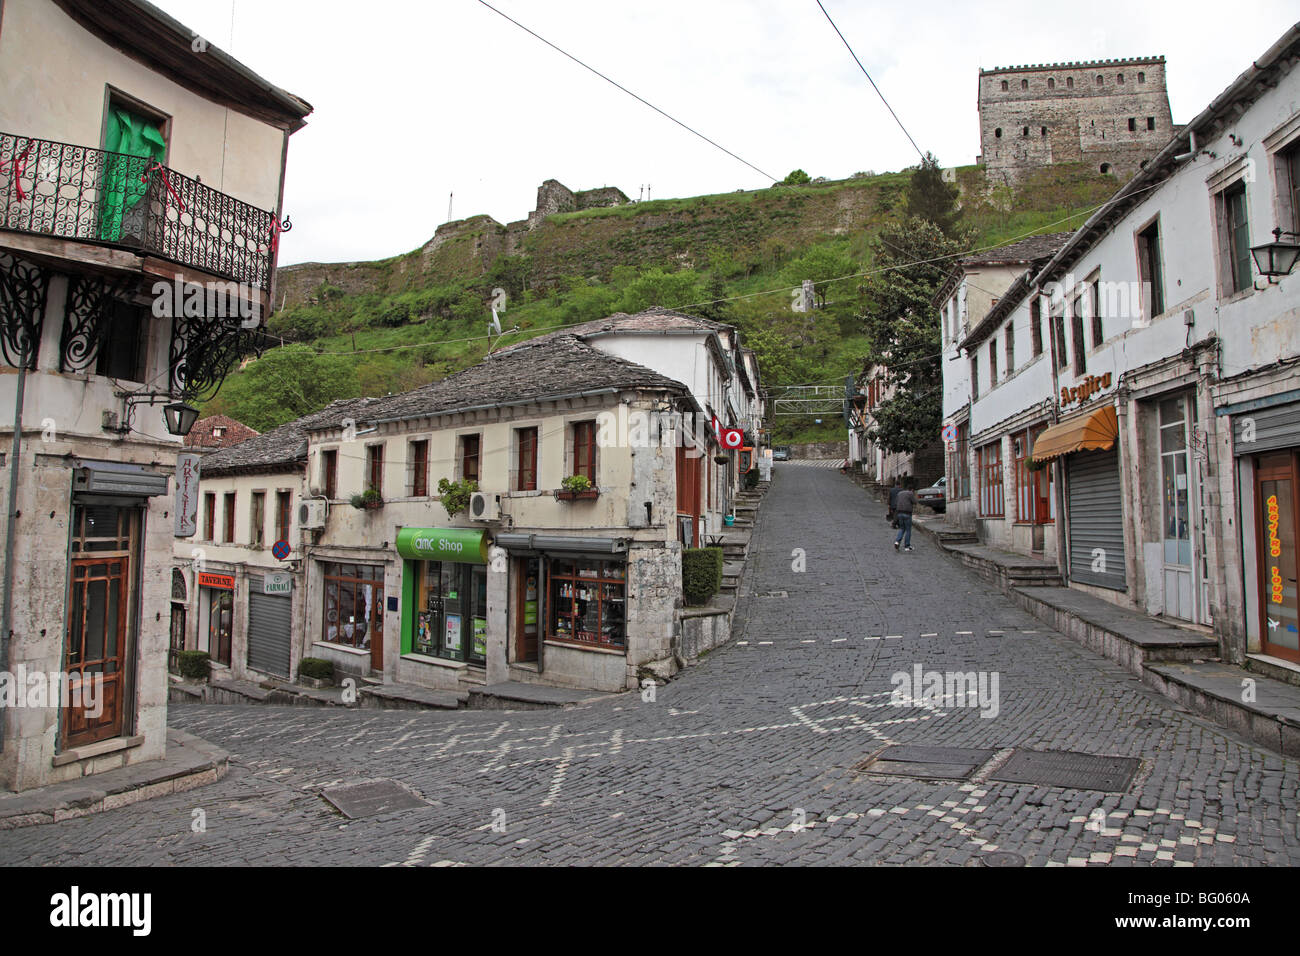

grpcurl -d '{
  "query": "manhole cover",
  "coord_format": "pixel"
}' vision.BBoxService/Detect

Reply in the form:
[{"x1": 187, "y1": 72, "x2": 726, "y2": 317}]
[
  {"x1": 982, "y1": 851, "x2": 1026, "y2": 867},
  {"x1": 855, "y1": 745, "x2": 996, "y2": 781},
  {"x1": 321, "y1": 780, "x2": 428, "y2": 819},
  {"x1": 990, "y1": 750, "x2": 1140, "y2": 793},
  {"x1": 1135, "y1": 718, "x2": 1164, "y2": 729}
]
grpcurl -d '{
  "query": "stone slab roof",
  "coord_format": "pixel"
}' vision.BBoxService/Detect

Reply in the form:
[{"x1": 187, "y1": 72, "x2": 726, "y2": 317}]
[{"x1": 199, "y1": 398, "x2": 379, "y2": 476}]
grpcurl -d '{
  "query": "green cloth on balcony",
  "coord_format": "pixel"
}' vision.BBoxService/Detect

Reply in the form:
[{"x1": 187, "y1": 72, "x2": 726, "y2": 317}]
[{"x1": 98, "y1": 108, "x2": 166, "y2": 241}]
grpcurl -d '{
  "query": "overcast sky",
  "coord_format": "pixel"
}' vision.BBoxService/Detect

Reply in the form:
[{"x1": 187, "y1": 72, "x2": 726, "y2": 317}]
[{"x1": 153, "y1": 0, "x2": 1298, "y2": 267}]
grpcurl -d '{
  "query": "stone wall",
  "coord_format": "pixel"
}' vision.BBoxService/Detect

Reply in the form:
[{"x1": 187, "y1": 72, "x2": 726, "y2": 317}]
[{"x1": 978, "y1": 57, "x2": 1174, "y2": 183}]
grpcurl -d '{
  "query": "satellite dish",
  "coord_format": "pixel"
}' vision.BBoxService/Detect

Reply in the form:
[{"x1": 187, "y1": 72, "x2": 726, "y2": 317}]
[{"x1": 488, "y1": 307, "x2": 502, "y2": 336}]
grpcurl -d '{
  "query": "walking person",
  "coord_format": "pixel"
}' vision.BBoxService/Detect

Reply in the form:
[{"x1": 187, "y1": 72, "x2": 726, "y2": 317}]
[{"x1": 893, "y1": 481, "x2": 916, "y2": 552}]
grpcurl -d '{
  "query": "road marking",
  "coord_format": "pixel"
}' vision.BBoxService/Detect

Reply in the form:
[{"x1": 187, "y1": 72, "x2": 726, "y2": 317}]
[
  {"x1": 955, "y1": 630, "x2": 973, "y2": 635},
  {"x1": 831, "y1": 638, "x2": 847, "y2": 643},
  {"x1": 921, "y1": 633, "x2": 938, "y2": 638},
  {"x1": 801, "y1": 639, "x2": 817, "y2": 644}
]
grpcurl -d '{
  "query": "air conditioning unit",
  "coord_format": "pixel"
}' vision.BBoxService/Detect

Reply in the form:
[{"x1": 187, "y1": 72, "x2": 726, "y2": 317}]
[
  {"x1": 299, "y1": 499, "x2": 327, "y2": 529},
  {"x1": 468, "y1": 491, "x2": 499, "y2": 522}
]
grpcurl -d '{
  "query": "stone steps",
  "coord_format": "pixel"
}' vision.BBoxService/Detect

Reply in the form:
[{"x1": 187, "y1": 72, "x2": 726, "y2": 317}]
[{"x1": 1144, "y1": 661, "x2": 1300, "y2": 756}]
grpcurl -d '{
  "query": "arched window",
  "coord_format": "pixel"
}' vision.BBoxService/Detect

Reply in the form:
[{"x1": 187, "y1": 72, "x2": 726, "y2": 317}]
[
  {"x1": 172, "y1": 568, "x2": 188, "y2": 602},
  {"x1": 1041, "y1": 126, "x2": 1047, "y2": 136},
  {"x1": 1138, "y1": 71, "x2": 1146, "y2": 84},
  {"x1": 1067, "y1": 76, "x2": 1074, "y2": 89},
  {"x1": 1022, "y1": 126, "x2": 1029, "y2": 137},
  {"x1": 994, "y1": 127, "x2": 1002, "y2": 138},
  {"x1": 1117, "y1": 73, "x2": 1125, "y2": 84},
  {"x1": 1100, "y1": 163, "x2": 1112, "y2": 174},
  {"x1": 1096, "y1": 74, "x2": 1104, "y2": 86},
  {"x1": 1001, "y1": 80, "x2": 1009, "y2": 91},
  {"x1": 1021, "y1": 78, "x2": 1028, "y2": 89},
  {"x1": 1048, "y1": 77, "x2": 1055, "y2": 89}
]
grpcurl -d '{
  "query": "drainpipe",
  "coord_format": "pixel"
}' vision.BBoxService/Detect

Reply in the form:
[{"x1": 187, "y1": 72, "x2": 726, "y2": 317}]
[{"x1": 1, "y1": 338, "x2": 30, "y2": 752}]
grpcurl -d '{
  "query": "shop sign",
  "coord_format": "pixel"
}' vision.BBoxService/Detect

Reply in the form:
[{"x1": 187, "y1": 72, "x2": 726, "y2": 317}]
[
  {"x1": 264, "y1": 572, "x2": 292, "y2": 595},
  {"x1": 174, "y1": 454, "x2": 201, "y2": 537},
  {"x1": 198, "y1": 572, "x2": 235, "y2": 590},
  {"x1": 1267, "y1": 494, "x2": 1283, "y2": 607},
  {"x1": 395, "y1": 527, "x2": 489, "y2": 564},
  {"x1": 1060, "y1": 372, "x2": 1112, "y2": 407}
]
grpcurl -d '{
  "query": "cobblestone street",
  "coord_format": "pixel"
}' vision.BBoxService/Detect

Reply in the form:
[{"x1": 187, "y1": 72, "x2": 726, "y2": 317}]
[{"x1": 3, "y1": 464, "x2": 1297, "y2": 867}]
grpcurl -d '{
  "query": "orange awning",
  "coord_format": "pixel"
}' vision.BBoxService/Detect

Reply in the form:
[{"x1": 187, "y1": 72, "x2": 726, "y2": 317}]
[{"x1": 1031, "y1": 405, "x2": 1118, "y2": 463}]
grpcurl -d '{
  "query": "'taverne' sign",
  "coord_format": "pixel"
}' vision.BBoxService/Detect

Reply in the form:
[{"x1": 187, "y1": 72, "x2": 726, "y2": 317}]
[{"x1": 394, "y1": 528, "x2": 489, "y2": 564}]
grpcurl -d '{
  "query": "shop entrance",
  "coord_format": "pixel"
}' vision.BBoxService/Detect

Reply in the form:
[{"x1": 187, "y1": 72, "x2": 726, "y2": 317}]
[
  {"x1": 1256, "y1": 451, "x2": 1299, "y2": 662},
  {"x1": 514, "y1": 557, "x2": 540, "y2": 663},
  {"x1": 1158, "y1": 395, "x2": 1205, "y2": 622},
  {"x1": 413, "y1": 562, "x2": 488, "y2": 664}
]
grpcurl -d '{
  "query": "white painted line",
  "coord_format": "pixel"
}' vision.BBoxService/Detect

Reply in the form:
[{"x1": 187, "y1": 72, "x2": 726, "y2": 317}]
[
  {"x1": 831, "y1": 638, "x2": 847, "y2": 643},
  {"x1": 920, "y1": 633, "x2": 938, "y2": 638},
  {"x1": 955, "y1": 631, "x2": 973, "y2": 635},
  {"x1": 885, "y1": 635, "x2": 902, "y2": 640},
  {"x1": 736, "y1": 641, "x2": 749, "y2": 646},
  {"x1": 758, "y1": 641, "x2": 773, "y2": 646},
  {"x1": 801, "y1": 639, "x2": 817, "y2": 644},
  {"x1": 865, "y1": 636, "x2": 881, "y2": 641}
]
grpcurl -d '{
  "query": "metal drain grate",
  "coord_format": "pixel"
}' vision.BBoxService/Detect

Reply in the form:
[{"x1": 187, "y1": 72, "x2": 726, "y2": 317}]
[
  {"x1": 321, "y1": 779, "x2": 428, "y2": 819},
  {"x1": 990, "y1": 750, "x2": 1140, "y2": 793},
  {"x1": 982, "y1": 851, "x2": 1026, "y2": 867},
  {"x1": 855, "y1": 745, "x2": 996, "y2": 781}
]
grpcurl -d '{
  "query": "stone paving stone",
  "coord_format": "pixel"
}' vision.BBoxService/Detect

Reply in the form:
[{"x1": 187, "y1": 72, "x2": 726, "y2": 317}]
[{"x1": 2, "y1": 464, "x2": 1298, "y2": 866}]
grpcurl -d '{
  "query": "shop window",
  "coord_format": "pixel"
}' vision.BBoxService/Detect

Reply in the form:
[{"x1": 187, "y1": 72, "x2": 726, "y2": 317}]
[
  {"x1": 275, "y1": 491, "x2": 291, "y2": 543},
  {"x1": 366, "y1": 443, "x2": 385, "y2": 495},
  {"x1": 572, "y1": 420, "x2": 597, "y2": 483},
  {"x1": 222, "y1": 492, "x2": 235, "y2": 543},
  {"x1": 322, "y1": 449, "x2": 337, "y2": 500},
  {"x1": 250, "y1": 491, "x2": 265, "y2": 549},
  {"x1": 549, "y1": 558, "x2": 625, "y2": 648},
  {"x1": 1137, "y1": 220, "x2": 1165, "y2": 319},
  {"x1": 412, "y1": 561, "x2": 486, "y2": 663},
  {"x1": 321, "y1": 562, "x2": 384, "y2": 651},
  {"x1": 979, "y1": 442, "x2": 1004, "y2": 517},
  {"x1": 1013, "y1": 428, "x2": 1052, "y2": 524},
  {"x1": 409, "y1": 439, "x2": 429, "y2": 497},
  {"x1": 515, "y1": 427, "x2": 538, "y2": 491},
  {"x1": 459, "y1": 434, "x2": 481, "y2": 484},
  {"x1": 203, "y1": 491, "x2": 215, "y2": 540}
]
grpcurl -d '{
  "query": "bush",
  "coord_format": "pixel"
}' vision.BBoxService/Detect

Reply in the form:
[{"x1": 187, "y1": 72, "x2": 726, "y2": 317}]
[
  {"x1": 682, "y1": 547, "x2": 723, "y2": 605},
  {"x1": 437, "y1": 477, "x2": 477, "y2": 517},
  {"x1": 299, "y1": 658, "x2": 335, "y2": 681},
  {"x1": 177, "y1": 650, "x2": 210, "y2": 681}
]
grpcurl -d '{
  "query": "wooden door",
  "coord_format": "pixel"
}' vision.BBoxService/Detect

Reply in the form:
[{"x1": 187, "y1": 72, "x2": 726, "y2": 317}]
[
  {"x1": 64, "y1": 557, "x2": 127, "y2": 747},
  {"x1": 1257, "y1": 452, "x2": 1300, "y2": 662}
]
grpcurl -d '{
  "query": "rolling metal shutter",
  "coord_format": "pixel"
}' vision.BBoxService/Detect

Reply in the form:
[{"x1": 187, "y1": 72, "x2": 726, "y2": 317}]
[
  {"x1": 1231, "y1": 400, "x2": 1300, "y2": 456},
  {"x1": 1067, "y1": 448, "x2": 1126, "y2": 591},
  {"x1": 247, "y1": 575, "x2": 292, "y2": 678}
]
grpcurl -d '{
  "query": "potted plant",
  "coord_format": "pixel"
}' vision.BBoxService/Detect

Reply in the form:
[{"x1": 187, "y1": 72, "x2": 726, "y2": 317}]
[
  {"x1": 436, "y1": 477, "x2": 478, "y2": 518},
  {"x1": 556, "y1": 474, "x2": 599, "y2": 500},
  {"x1": 714, "y1": 453, "x2": 730, "y2": 464},
  {"x1": 350, "y1": 488, "x2": 384, "y2": 510},
  {"x1": 177, "y1": 650, "x2": 211, "y2": 683}
]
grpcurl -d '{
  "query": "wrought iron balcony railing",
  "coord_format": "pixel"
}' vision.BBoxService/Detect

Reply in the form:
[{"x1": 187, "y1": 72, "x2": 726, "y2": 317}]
[{"x1": 0, "y1": 131, "x2": 277, "y2": 288}]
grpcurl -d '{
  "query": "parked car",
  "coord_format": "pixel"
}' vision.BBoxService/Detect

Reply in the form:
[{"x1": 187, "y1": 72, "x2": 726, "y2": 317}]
[
  {"x1": 771, "y1": 446, "x2": 791, "y2": 461},
  {"x1": 916, "y1": 476, "x2": 946, "y2": 513}
]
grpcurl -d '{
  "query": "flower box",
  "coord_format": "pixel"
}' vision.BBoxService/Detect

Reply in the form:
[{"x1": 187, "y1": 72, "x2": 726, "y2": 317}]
[{"x1": 555, "y1": 488, "x2": 600, "y2": 501}]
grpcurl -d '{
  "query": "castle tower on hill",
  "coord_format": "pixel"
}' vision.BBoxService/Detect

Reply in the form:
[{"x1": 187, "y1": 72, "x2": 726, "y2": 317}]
[{"x1": 977, "y1": 56, "x2": 1175, "y2": 183}]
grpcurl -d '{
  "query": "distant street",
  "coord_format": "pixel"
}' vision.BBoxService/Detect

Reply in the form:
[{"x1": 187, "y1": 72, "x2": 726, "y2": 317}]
[{"x1": 3, "y1": 464, "x2": 1296, "y2": 866}]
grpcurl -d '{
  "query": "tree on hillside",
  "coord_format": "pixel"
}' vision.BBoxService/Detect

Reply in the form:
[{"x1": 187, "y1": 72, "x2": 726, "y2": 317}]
[
  {"x1": 208, "y1": 344, "x2": 361, "y2": 431},
  {"x1": 857, "y1": 216, "x2": 966, "y2": 454},
  {"x1": 781, "y1": 169, "x2": 812, "y2": 186},
  {"x1": 904, "y1": 152, "x2": 962, "y2": 238}
]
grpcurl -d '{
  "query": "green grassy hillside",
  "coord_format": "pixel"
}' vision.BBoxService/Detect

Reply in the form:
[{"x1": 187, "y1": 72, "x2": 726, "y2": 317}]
[{"x1": 206, "y1": 163, "x2": 1121, "y2": 442}]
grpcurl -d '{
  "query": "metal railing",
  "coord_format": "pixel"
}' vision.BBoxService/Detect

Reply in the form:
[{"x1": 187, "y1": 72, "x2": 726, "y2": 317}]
[{"x1": 0, "y1": 131, "x2": 277, "y2": 288}]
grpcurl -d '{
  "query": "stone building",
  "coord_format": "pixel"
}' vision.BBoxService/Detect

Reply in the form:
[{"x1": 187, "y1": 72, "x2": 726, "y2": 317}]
[
  {"x1": 0, "y1": 0, "x2": 309, "y2": 790},
  {"x1": 978, "y1": 57, "x2": 1175, "y2": 182}
]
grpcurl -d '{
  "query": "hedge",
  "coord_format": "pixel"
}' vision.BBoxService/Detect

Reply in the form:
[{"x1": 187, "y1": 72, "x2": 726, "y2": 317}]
[
  {"x1": 177, "y1": 650, "x2": 210, "y2": 681},
  {"x1": 683, "y1": 547, "x2": 724, "y2": 605},
  {"x1": 299, "y1": 658, "x2": 335, "y2": 681}
]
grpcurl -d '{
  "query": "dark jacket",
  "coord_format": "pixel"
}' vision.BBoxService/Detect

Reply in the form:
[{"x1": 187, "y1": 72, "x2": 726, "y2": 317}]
[
  {"x1": 895, "y1": 489, "x2": 916, "y2": 514},
  {"x1": 888, "y1": 486, "x2": 901, "y2": 510}
]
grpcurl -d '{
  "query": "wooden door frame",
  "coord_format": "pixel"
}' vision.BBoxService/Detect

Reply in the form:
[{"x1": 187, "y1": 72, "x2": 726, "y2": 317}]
[
  {"x1": 63, "y1": 556, "x2": 129, "y2": 748},
  {"x1": 1255, "y1": 450, "x2": 1300, "y2": 662}
]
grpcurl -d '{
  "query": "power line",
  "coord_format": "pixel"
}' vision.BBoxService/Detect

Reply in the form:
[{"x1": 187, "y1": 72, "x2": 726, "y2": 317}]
[
  {"x1": 476, "y1": 0, "x2": 780, "y2": 184},
  {"x1": 814, "y1": 0, "x2": 924, "y2": 162}
]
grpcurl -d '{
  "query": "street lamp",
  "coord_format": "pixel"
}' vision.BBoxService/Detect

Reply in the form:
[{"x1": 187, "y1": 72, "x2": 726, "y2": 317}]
[
  {"x1": 1250, "y1": 228, "x2": 1300, "y2": 283},
  {"x1": 163, "y1": 401, "x2": 200, "y2": 436}
]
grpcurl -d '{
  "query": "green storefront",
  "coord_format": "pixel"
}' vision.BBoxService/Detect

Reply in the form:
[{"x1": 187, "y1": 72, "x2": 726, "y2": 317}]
[{"x1": 396, "y1": 528, "x2": 491, "y2": 665}]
